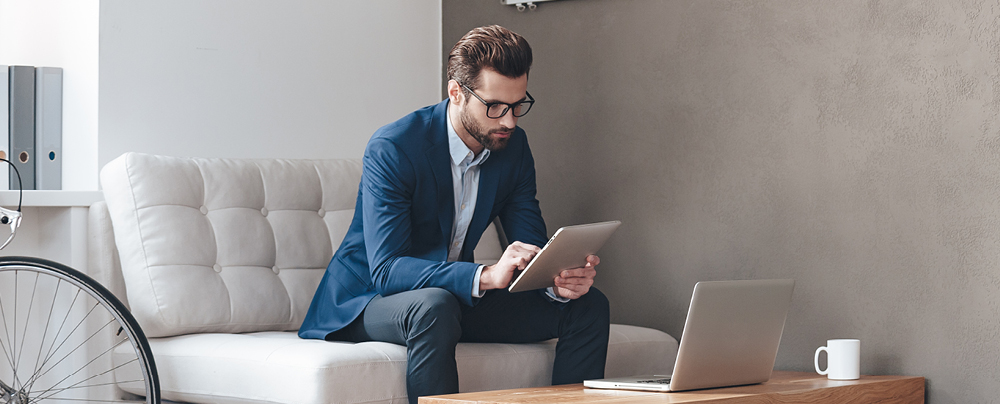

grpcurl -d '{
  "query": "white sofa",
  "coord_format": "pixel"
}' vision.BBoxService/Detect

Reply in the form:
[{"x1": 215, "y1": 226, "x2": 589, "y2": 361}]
[{"x1": 88, "y1": 152, "x2": 678, "y2": 404}]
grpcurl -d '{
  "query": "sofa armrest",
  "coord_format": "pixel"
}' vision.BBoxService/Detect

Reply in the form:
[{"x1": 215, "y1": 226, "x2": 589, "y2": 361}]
[{"x1": 89, "y1": 201, "x2": 129, "y2": 309}]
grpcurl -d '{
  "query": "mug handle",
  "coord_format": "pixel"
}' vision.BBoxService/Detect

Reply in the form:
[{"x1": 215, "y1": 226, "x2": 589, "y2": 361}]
[{"x1": 814, "y1": 346, "x2": 828, "y2": 375}]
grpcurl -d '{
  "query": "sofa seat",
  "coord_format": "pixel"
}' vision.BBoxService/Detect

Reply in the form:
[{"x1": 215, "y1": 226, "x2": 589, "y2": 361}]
[{"x1": 115, "y1": 324, "x2": 676, "y2": 404}]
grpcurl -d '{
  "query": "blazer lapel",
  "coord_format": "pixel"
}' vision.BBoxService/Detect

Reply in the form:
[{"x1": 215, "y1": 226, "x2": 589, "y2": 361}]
[{"x1": 427, "y1": 101, "x2": 454, "y2": 252}]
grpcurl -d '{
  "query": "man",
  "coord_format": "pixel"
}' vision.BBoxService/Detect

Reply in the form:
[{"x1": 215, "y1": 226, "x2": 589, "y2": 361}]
[{"x1": 299, "y1": 25, "x2": 610, "y2": 403}]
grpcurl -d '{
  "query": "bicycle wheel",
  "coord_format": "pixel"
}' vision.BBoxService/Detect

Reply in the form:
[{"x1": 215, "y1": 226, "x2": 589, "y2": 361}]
[{"x1": 0, "y1": 256, "x2": 159, "y2": 403}]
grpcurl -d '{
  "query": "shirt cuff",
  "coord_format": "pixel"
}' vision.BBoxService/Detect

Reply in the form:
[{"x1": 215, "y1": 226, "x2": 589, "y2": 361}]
[
  {"x1": 472, "y1": 265, "x2": 486, "y2": 298},
  {"x1": 545, "y1": 287, "x2": 570, "y2": 303}
]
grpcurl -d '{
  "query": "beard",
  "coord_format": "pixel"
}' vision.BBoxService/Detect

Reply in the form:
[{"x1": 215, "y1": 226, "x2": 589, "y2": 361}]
[{"x1": 459, "y1": 102, "x2": 513, "y2": 151}]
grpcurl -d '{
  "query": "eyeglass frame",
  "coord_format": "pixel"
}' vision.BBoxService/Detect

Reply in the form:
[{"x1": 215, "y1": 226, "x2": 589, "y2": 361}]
[{"x1": 459, "y1": 82, "x2": 535, "y2": 119}]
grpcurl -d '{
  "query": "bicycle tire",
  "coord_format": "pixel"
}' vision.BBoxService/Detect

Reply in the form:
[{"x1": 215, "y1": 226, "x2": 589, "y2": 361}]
[{"x1": 0, "y1": 256, "x2": 160, "y2": 403}]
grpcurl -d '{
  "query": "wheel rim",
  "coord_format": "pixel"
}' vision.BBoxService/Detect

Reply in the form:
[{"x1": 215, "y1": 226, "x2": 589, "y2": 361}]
[{"x1": 0, "y1": 261, "x2": 157, "y2": 403}]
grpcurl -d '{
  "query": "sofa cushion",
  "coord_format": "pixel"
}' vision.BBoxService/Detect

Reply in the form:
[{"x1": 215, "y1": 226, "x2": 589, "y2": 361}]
[
  {"x1": 114, "y1": 324, "x2": 677, "y2": 404},
  {"x1": 100, "y1": 153, "x2": 505, "y2": 338}
]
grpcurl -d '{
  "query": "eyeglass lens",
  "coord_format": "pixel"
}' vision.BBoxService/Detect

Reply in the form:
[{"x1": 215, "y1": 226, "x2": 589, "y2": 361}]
[{"x1": 487, "y1": 101, "x2": 532, "y2": 119}]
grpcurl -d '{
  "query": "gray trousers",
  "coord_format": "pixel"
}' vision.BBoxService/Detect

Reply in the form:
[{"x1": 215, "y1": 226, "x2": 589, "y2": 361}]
[{"x1": 325, "y1": 287, "x2": 611, "y2": 404}]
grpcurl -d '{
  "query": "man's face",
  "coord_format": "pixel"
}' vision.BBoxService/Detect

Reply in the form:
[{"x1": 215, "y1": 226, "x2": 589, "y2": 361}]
[{"x1": 457, "y1": 69, "x2": 529, "y2": 152}]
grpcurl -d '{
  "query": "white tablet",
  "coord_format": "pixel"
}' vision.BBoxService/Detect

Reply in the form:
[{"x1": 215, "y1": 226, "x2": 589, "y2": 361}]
[{"x1": 507, "y1": 220, "x2": 621, "y2": 293}]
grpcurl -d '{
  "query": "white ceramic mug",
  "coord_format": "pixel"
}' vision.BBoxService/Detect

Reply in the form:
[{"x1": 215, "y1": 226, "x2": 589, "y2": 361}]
[{"x1": 814, "y1": 339, "x2": 860, "y2": 380}]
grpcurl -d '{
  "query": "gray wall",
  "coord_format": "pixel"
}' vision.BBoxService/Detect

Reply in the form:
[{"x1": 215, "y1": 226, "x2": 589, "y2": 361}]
[
  {"x1": 99, "y1": 0, "x2": 441, "y2": 167},
  {"x1": 444, "y1": 0, "x2": 1000, "y2": 402}
]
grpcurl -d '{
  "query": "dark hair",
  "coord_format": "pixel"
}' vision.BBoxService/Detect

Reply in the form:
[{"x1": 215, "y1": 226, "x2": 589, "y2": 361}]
[{"x1": 447, "y1": 25, "x2": 532, "y2": 91}]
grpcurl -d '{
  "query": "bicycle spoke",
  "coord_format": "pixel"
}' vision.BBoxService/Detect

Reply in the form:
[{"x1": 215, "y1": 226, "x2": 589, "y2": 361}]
[
  {"x1": 2, "y1": 270, "x2": 30, "y2": 392},
  {"x1": 29, "y1": 278, "x2": 62, "y2": 393},
  {"x1": 23, "y1": 283, "x2": 81, "y2": 398},
  {"x1": 31, "y1": 285, "x2": 83, "y2": 389},
  {"x1": 30, "y1": 397, "x2": 148, "y2": 403},
  {"x1": 32, "y1": 335, "x2": 129, "y2": 400},
  {"x1": 30, "y1": 377, "x2": 145, "y2": 392},
  {"x1": 30, "y1": 356, "x2": 139, "y2": 404},
  {"x1": 14, "y1": 271, "x2": 40, "y2": 383},
  {"x1": 0, "y1": 315, "x2": 15, "y2": 384},
  {"x1": 23, "y1": 299, "x2": 99, "y2": 394},
  {"x1": 0, "y1": 281, "x2": 16, "y2": 370},
  {"x1": 0, "y1": 286, "x2": 23, "y2": 396},
  {"x1": 26, "y1": 311, "x2": 109, "y2": 389},
  {"x1": 0, "y1": 260, "x2": 158, "y2": 404},
  {"x1": 11, "y1": 270, "x2": 18, "y2": 390}
]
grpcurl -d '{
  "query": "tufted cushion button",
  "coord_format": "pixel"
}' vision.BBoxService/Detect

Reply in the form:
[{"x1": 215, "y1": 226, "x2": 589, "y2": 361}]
[
  {"x1": 318, "y1": 209, "x2": 326, "y2": 217},
  {"x1": 261, "y1": 207, "x2": 268, "y2": 216},
  {"x1": 200, "y1": 206, "x2": 208, "y2": 215},
  {"x1": 272, "y1": 266, "x2": 280, "y2": 274},
  {"x1": 213, "y1": 264, "x2": 222, "y2": 273}
]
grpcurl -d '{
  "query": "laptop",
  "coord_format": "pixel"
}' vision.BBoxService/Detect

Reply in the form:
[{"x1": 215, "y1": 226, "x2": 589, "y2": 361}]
[{"x1": 584, "y1": 279, "x2": 795, "y2": 392}]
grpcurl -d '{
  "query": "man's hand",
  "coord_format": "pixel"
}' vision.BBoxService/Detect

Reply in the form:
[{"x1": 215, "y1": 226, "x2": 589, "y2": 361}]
[
  {"x1": 553, "y1": 255, "x2": 600, "y2": 300},
  {"x1": 480, "y1": 241, "x2": 541, "y2": 291}
]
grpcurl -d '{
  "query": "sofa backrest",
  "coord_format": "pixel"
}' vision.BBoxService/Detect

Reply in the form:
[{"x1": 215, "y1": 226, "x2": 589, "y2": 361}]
[{"x1": 98, "y1": 153, "x2": 504, "y2": 338}]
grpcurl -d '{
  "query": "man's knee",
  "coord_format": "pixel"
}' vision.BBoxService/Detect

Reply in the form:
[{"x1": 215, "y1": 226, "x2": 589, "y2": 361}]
[
  {"x1": 580, "y1": 287, "x2": 610, "y2": 315},
  {"x1": 408, "y1": 287, "x2": 461, "y2": 315},
  {"x1": 405, "y1": 288, "x2": 462, "y2": 341},
  {"x1": 566, "y1": 287, "x2": 610, "y2": 327}
]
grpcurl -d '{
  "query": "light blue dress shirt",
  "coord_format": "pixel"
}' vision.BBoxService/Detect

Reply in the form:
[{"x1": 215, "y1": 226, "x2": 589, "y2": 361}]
[{"x1": 445, "y1": 105, "x2": 567, "y2": 302}]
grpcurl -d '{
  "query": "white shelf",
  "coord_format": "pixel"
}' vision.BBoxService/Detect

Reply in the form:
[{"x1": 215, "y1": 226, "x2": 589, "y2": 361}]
[{"x1": 0, "y1": 190, "x2": 104, "y2": 207}]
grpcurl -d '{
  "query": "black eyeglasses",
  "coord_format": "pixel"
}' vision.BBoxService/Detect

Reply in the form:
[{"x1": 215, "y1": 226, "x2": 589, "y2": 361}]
[{"x1": 460, "y1": 83, "x2": 534, "y2": 119}]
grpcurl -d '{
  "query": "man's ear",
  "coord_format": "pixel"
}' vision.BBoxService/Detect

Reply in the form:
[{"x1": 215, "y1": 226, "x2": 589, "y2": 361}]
[{"x1": 447, "y1": 80, "x2": 463, "y2": 104}]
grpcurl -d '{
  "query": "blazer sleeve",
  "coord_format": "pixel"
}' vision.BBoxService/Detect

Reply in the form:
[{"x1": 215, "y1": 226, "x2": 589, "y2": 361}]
[{"x1": 361, "y1": 137, "x2": 480, "y2": 306}]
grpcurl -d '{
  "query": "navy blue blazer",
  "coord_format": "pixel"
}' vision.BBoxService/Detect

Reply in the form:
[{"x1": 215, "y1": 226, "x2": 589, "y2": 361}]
[{"x1": 298, "y1": 99, "x2": 548, "y2": 339}]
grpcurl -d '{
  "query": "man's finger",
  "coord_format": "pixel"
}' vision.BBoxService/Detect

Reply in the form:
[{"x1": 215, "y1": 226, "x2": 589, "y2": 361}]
[
  {"x1": 561, "y1": 268, "x2": 596, "y2": 278},
  {"x1": 555, "y1": 275, "x2": 583, "y2": 284},
  {"x1": 510, "y1": 241, "x2": 540, "y2": 253},
  {"x1": 555, "y1": 276, "x2": 592, "y2": 287},
  {"x1": 560, "y1": 269, "x2": 582, "y2": 278}
]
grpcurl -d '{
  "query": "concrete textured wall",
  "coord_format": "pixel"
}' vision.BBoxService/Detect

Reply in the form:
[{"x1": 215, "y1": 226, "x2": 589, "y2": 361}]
[{"x1": 444, "y1": 0, "x2": 1000, "y2": 402}]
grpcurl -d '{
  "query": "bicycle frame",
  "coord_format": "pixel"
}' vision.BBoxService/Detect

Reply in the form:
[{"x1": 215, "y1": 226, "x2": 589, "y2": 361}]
[{"x1": 0, "y1": 205, "x2": 22, "y2": 250}]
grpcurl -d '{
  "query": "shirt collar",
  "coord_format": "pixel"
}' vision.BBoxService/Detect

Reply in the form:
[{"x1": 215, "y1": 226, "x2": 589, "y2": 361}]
[{"x1": 447, "y1": 102, "x2": 490, "y2": 167}]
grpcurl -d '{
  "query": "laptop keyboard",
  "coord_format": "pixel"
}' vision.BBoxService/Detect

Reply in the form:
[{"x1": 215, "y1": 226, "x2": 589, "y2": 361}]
[{"x1": 637, "y1": 378, "x2": 671, "y2": 384}]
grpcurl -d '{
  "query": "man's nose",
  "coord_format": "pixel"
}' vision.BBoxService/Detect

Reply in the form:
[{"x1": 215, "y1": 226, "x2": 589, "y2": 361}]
[{"x1": 499, "y1": 111, "x2": 517, "y2": 128}]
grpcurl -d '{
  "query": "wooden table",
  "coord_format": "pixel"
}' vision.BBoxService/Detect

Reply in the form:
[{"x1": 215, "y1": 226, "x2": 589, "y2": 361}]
[{"x1": 419, "y1": 371, "x2": 925, "y2": 403}]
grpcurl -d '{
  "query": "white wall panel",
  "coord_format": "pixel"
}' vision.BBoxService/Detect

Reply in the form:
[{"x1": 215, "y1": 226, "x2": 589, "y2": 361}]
[{"x1": 99, "y1": 0, "x2": 442, "y2": 167}]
